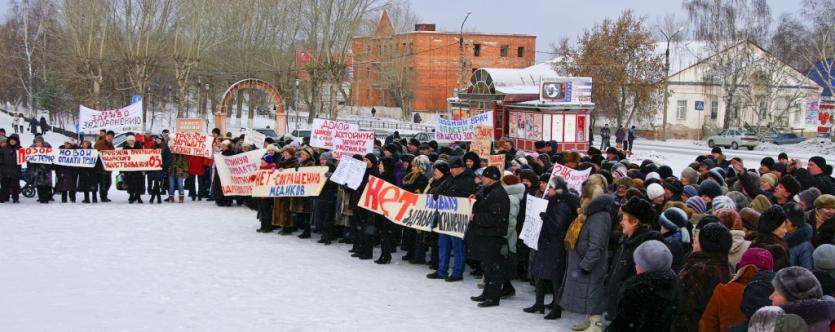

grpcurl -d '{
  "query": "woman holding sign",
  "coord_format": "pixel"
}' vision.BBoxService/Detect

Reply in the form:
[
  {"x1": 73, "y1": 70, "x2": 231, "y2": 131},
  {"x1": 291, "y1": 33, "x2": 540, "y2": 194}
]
[
  {"x1": 27, "y1": 137, "x2": 53, "y2": 203},
  {"x1": 78, "y1": 140, "x2": 99, "y2": 203},
  {"x1": 401, "y1": 157, "x2": 430, "y2": 263},
  {"x1": 123, "y1": 135, "x2": 146, "y2": 204},
  {"x1": 55, "y1": 139, "x2": 80, "y2": 203}
]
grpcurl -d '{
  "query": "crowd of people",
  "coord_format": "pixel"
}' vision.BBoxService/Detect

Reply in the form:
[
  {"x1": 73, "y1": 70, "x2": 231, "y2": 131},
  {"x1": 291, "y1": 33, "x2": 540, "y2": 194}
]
[{"x1": 3, "y1": 123, "x2": 835, "y2": 331}]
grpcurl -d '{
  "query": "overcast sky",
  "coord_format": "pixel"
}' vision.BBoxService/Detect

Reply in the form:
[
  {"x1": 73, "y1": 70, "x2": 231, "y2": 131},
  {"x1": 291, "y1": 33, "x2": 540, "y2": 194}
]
[{"x1": 408, "y1": 0, "x2": 800, "y2": 61}]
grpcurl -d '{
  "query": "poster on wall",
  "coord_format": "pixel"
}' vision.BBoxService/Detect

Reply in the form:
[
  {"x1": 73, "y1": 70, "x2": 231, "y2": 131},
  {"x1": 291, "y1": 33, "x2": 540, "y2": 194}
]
[
  {"x1": 540, "y1": 78, "x2": 593, "y2": 104},
  {"x1": 524, "y1": 113, "x2": 543, "y2": 140}
]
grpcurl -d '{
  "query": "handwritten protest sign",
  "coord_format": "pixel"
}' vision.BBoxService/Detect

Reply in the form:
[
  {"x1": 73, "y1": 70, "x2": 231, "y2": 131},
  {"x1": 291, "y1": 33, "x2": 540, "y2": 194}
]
[
  {"x1": 434, "y1": 111, "x2": 493, "y2": 142},
  {"x1": 243, "y1": 128, "x2": 266, "y2": 148},
  {"x1": 79, "y1": 101, "x2": 143, "y2": 131},
  {"x1": 332, "y1": 130, "x2": 374, "y2": 159},
  {"x1": 329, "y1": 156, "x2": 365, "y2": 190},
  {"x1": 54, "y1": 149, "x2": 99, "y2": 168},
  {"x1": 214, "y1": 149, "x2": 265, "y2": 196},
  {"x1": 488, "y1": 154, "x2": 505, "y2": 169},
  {"x1": 549, "y1": 163, "x2": 591, "y2": 194},
  {"x1": 170, "y1": 133, "x2": 213, "y2": 158},
  {"x1": 251, "y1": 166, "x2": 329, "y2": 197},
  {"x1": 470, "y1": 125, "x2": 493, "y2": 157},
  {"x1": 16, "y1": 147, "x2": 54, "y2": 165},
  {"x1": 310, "y1": 119, "x2": 358, "y2": 149},
  {"x1": 519, "y1": 195, "x2": 548, "y2": 250},
  {"x1": 100, "y1": 149, "x2": 162, "y2": 171},
  {"x1": 359, "y1": 176, "x2": 474, "y2": 238},
  {"x1": 175, "y1": 118, "x2": 206, "y2": 134}
]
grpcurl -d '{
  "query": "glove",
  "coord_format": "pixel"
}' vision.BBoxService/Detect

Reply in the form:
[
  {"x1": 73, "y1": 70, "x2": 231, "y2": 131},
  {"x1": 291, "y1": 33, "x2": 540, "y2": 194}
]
[{"x1": 539, "y1": 212, "x2": 546, "y2": 220}]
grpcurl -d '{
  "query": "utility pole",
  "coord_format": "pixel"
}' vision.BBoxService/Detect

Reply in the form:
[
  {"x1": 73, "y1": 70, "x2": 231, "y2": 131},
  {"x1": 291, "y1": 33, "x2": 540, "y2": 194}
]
[
  {"x1": 458, "y1": 11, "x2": 472, "y2": 93},
  {"x1": 657, "y1": 25, "x2": 683, "y2": 141}
]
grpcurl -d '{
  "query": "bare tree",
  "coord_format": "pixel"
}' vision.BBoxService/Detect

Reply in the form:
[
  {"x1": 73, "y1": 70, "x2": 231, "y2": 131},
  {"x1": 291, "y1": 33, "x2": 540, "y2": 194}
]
[{"x1": 61, "y1": 0, "x2": 111, "y2": 110}]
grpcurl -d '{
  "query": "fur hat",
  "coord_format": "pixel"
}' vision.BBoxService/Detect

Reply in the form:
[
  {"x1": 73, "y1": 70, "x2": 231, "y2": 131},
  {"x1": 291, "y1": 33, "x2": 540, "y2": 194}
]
[
  {"x1": 712, "y1": 195, "x2": 736, "y2": 211},
  {"x1": 726, "y1": 191, "x2": 750, "y2": 211},
  {"x1": 482, "y1": 166, "x2": 502, "y2": 181},
  {"x1": 814, "y1": 244, "x2": 835, "y2": 280},
  {"x1": 633, "y1": 240, "x2": 673, "y2": 273},
  {"x1": 784, "y1": 202, "x2": 806, "y2": 227},
  {"x1": 740, "y1": 208, "x2": 761, "y2": 232},
  {"x1": 659, "y1": 207, "x2": 691, "y2": 243},
  {"x1": 622, "y1": 197, "x2": 656, "y2": 225},
  {"x1": 815, "y1": 194, "x2": 835, "y2": 209},
  {"x1": 739, "y1": 247, "x2": 774, "y2": 272},
  {"x1": 772, "y1": 266, "x2": 823, "y2": 302},
  {"x1": 686, "y1": 196, "x2": 707, "y2": 214},
  {"x1": 448, "y1": 157, "x2": 465, "y2": 169},
  {"x1": 282, "y1": 146, "x2": 296, "y2": 157},
  {"x1": 549, "y1": 176, "x2": 568, "y2": 193},
  {"x1": 779, "y1": 175, "x2": 801, "y2": 196},
  {"x1": 681, "y1": 167, "x2": 700, "y2": 185},
  {"x1": 433, "y1": 160, "x2": 449, "y2": 175},
  {"x1": 750, "y1": 195, "x2": 773, "y2": 214},
  {"x1": 761, "y1": 173, "x2": 779, "y2": 188},
  {"x1": 699, "y1": 222, "x2": 733, "y2": 254},
  {"x1": 759, "y1": 205, "x2": 786, "y2": 234},
  {"x1": 795, "y1": 187, "x2": 822, "y2": 209},
  {"x1": 699, "y1": 180, "x2": 722, "y2": 199},
  {"x1": 646, "y1": 183, "x2": 665, "y2": 200},
  {"x1": 563, "y1": 151, "x2": 581, "y2": 165}
]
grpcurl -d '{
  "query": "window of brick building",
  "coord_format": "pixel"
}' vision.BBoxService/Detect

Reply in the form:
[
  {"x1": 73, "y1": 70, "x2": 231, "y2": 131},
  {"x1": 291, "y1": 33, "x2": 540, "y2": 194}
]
[
  {"x1": 500, "y1": 45, "x2": 508, "y2": 57},
  {"x1": 473, "y1": 44, "x2": 481, "y2": 57},
  {"x1": 517, "y1": 47, "x2": 525, "y2": 57}
]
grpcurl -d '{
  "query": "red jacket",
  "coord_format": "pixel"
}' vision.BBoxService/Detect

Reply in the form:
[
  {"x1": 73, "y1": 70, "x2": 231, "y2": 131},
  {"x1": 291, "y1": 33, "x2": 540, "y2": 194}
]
[
  {"x1": 187, "y1": 156, "x2": 209, "y2": 176},
  {"x1": 699, "y1": 265, "x2": 759, "y2": 332}
]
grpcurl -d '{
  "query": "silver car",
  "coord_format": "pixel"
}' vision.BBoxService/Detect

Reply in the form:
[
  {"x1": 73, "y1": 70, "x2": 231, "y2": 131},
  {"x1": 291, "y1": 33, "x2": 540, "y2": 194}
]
[{"x1": 706, "y1": 128, "x2": 759, "y2": 150}]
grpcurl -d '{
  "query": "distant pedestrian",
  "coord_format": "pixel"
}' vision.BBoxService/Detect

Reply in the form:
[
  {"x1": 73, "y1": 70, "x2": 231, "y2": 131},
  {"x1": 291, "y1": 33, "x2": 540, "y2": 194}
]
[
  {"x1": 39, "y1": 117, "x2": 50, "y2": 134},
  {"x1": 615, "y1": 125, "x2": 625, "y2": 150},
  {"x1": 600, "y1": 124, "x2": 611, "y2": 150}
]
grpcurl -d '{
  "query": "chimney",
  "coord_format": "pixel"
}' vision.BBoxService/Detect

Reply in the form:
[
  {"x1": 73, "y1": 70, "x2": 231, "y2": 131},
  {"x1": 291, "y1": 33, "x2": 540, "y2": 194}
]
[{"x1": 414, "y1": 24, "x2": 436, "y2": 32}]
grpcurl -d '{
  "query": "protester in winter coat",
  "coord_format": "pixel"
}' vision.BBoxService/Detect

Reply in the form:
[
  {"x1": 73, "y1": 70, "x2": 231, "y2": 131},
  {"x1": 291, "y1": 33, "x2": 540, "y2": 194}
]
[
  {"x1": 811, "y1": 194, "x2": 835, "y2": 247},
  {"x1": 658, "y1": 207, "x2": 691, "y2": 272},
  {"x1": 700, "y1": 247, "x2": 774, "y2": 332},
  {"x1": 770, "y1": 266, "x2": 835, "y2": 332},
  {"x1": 255, "y1": 145, "x2": 278, "y2": 233},
  {"x1": 750, "y1": 205, "x2": 791, "y2": 270},
  {"x1": 26, "y1": 137, "x2": 53, "y2": 203},
  {"x1": 500, "y1": 174, "x2": 524, "y2": 293},
  {"x1": 401, "y1": 157, "x2": 430, "y2": 262},
  {"x1": 147, "y1": 137, "x2": 166, "y2": 204},
  {"x1": 560, "y1": 194, "x2": 616, "y2": 331},
  {"x1": 605, "y1": 197, "x2": 664, "y2": 320},
  {"x1": 807, "y1": 156, "x2": 833, "y2": 195},
  {"x1": 273, "y1": 146, "x2": 300, "y2": 232},
  {"x1": 468, "y1": 166, "x2": 510, "y2": 308},
  {"x1": 292, "y1": 147, "x2": 317, "y2": 238},
  {"x1": 0, "y1": 134, "x2": 22, "y2": 203},
  {"x1": 374, "y1": 156, "x2": 400, "y2": 265},
  {"x1": 812, "y1": 244, "x2": 835, "y2": 296},
  {"x1": 77, "y1": 140, "x2": 98, "y2": 203},
  {"x1": 525, "y1": 176, "x2": 578, "y2": 319},
  {"x1": 420, "y1": 160, "x2": 449, "y2": 268},
  {"x1": 313, "y1": 151, "x2": 338, "y2": 244},
  {"x1": 122, "y1": 135, "x2": 146, "y2": 203},
  {"x1": 674, "y1": 222, "x2": 733, "y2": 332},
  {"x1": 783, "y1": 202, "x2": 814, "y2": 269},
  {"x1": 428, "y1": 157, "x2": 476, "y2": 281},
  {"x1": 55, "y1": 139, "x2": 80, "y2": 203},
  {"x1": 607, "y1": 240, "x2": 679, "y2": 332},
  {"x1": 93, "y1": 130, "x2": 115, "y2": 202}
]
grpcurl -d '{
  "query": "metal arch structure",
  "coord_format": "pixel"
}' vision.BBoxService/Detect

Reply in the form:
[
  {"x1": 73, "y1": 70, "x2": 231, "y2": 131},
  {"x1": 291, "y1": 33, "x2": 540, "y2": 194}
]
[{"x1": 214, "y1": 79, "x2": 287, "y2": 135}]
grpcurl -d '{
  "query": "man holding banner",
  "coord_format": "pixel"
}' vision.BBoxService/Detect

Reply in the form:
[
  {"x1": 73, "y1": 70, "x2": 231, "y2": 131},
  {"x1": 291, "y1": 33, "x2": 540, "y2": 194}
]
[
  {"x1": 468, "y1": 166, "x2": 511, "y2": 307},
  {"x1": 427, "y1": 157, "x2": 476, "y2": 282}
]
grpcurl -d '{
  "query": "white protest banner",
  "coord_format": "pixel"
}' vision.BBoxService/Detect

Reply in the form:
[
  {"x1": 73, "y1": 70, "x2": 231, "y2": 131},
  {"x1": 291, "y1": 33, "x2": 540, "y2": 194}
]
[
  {"x1": 79, "y1": 101, "x2": 143, "y2": 132},
  {"x1": 329, "y1": 156, "x2": 366, "y2": 190},
  {"x1": 100, "y1": 149, "x2": 162, "y2": 171},
  {"x1": 175, "y1": 118, "x2": 206, "y2": 134},
  {"x1": 170, "y1": 133, "x2": 213, "y2": 158},
  {"x1": 54, "y1": 149, "x2": 99, "y2": 168},
  {"x1": 359, "y1": 175, "x2": 422, "y2": 225},
  {"x1": 470, "y1": 124, "x2": 493, "y2": 157},
  {"x1": 434, "y1": 111, "x2": 493, "y2": 142},
  {"x1": 16, "y1": 147, "x2": 54, "y2": 165},
  {"x1": 519, "y1": 195, "x2": 548, "y2": 250},
  {"x1": 251, "y1": 166, "x2": 329, "y2": 197},
  {"x1": 243, "y1": 128, "x2": 267, "y2": 148},
  {"x1": 549, "y1": 163, "x2": 591, "y2": 194},
  {"x1": 332, "y1": 130, "x2": 374, "y2": 159},
  {"x1": 429, "y1": 195, "x2": 473, "y2": 238},
  {"x1": 310, "y1": 119, "x2": 358, "y2": 149},
  {"x1": 214, "y1": 149, "x2": 265, "y2": 196}
]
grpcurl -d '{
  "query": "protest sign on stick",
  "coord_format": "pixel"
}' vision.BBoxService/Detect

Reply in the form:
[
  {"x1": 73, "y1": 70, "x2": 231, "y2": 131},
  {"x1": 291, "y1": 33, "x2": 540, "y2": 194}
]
[
  {"x1": 100, "y1": 149, "x2": 162, "y2": 171},
  {"x1": 329, "y1": 156, "x2": 365, "y2": 190},
  {"x1": 170, "y1": 133, "x2": 213, "y2": 158},
  {"x1": 519, "y1": 195, "x2": 548, "y2": 250},
  {"x1": 470, "y1": 125, "x2": 493, "y2": 157},
  {"x1": 251, "y1": 166, "x2": 329, "y2": 197},
  {"x1": 243, "y1": 128, "x2": 266, "y2": 147},
  {"x1": 549, "y1": 163, "x2": 591, "y2": 194},
  {"x1": 214, "y1": 149, "x2": 265, "y2": 196}
]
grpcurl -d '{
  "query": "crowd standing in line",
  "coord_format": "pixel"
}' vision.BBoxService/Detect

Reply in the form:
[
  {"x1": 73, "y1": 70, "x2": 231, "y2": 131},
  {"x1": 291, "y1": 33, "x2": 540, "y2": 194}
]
[{"x1": 2, "y1": 124, "x2": 835, "y2": 332}]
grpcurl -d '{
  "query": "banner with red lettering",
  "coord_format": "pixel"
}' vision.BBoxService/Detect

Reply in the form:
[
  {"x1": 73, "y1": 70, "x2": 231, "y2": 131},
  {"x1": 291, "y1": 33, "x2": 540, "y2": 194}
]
[
  {"x1": 169, "y1": 133, "x2": 213, "y2": 158},
  {"x1": 16, "y1": 147, "x2": 54, "y2": 165},
  {"x1": 332, "y1": 130, "x2": 374, "y2": 159},
  {"x1": 310, "y1": 119, "x2": 359, "y2": 149},
  {"x1": 214, "y1": 149, "x2": 265, "y2": 196},
  {"x1": 100, "y1": 149, "x2": 162, "y2": 171},
  {"x1": 175, "y1": 118, "x2": 206, "y2": 134},
  {"x1": 251, "y1": 166, "x2": 329, "y2": 197},
  {"x1": 488, "y1": 154, "x2": 505, "y2": 169},
  {"x1": 471, "y1": 125, "x2": 493, "y2": 156},
  {"x1": 359, "y1": 176, "x2": 473, "y2": 238},
  {"x1": 79, "y1": 101, "x2": 143, "y2": 132},
  {"x1": 548, "y1": 163, "x2": 591, "y2": 194}
]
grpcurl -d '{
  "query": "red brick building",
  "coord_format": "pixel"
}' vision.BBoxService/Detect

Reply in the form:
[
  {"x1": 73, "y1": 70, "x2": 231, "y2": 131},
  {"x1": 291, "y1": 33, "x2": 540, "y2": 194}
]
[{"x1": 351, "y1": 11, "x2": 536, "y2": 112}]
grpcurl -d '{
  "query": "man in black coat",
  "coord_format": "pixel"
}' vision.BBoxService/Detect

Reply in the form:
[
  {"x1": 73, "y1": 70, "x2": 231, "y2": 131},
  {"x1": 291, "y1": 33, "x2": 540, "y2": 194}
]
[
  {"x1": 427, "y1": 157, "x2": 477, "y2": 281},
  {"x1": 0, "y1": 134, "x2": 22, "y2": 203},
  {"x1": 468, "y1": 166, "x2": 510, "y2": 307}
]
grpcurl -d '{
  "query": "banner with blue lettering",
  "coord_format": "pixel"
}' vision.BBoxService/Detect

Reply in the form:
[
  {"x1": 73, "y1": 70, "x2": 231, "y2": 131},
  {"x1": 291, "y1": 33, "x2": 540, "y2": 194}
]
[
  {"x1": 54, "y1": 149, "x2": 99, "y2": 168},
  {"x1": 251, "y1": 166, "x2": 329, "y2": 198},
  {"x1": 434, "y1": 111, "x2": 493, "y2": 142}
]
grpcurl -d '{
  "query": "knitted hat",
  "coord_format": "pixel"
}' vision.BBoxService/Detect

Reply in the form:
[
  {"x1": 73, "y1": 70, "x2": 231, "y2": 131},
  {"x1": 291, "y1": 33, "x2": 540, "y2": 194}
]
[
  {"x1": 663, "y1": 178, "x2": 683, "y2": 195},
  {"x1": 647, "y1": 183, "x2": 665, "y2": 200},
  {"x1": 501, "y1": 174, "x2": 520, "y2": 186},
  {"x1": 646, "y1": 172, "x2": 661, "y2": 181},
  {"x1": 686, "y1": 196, "x2": 707, "y2": 214},
  {"x1": 750, "y1": 195, "x2": 773, "y2": 214},
  {"x1": 622, "y1": 197, "x2": 656, "y2": 225},
  {"x1": 772, "y1": 266, "x2": 823, "y2": 302},
  {"x1": 815, "y1": 194, "x2": 835, "y2": 209},
  {"x1": 658, "y1": 165, "x2": 673, "y2": 179},
  {"x1": 707, "y1": 168, "x2": 726, "y2": 186},
  {"x1": 783, "y1": 202, "x2": 806, "y2": 227},
  {"x1": 761, "y1": 157, "x2": 776, "y2": 170},
  {"x1": 699, "y1": 180, "x2": 722, "y2": 199},
  {"x1": 712, "y1": 146, "x2": 723, "y2": 154},
  {"x1": 659, "y1": 208, "x2": 691, "y2": 243},
  {"x1": 683, "y1": 185, "x2": 698, "y2": 198},
  {"x1": 615, "y1": 177, "x2": 633, "y2": 189},
  {"x1": 726, "y1": 191, "x2": 750, "y2": 211},
  {"x1": 794, "y1": 187, "x2": 822, "y2": 209},
  {"x1": 740, "y1": 208, "x2": 761, "y2": 232},
  {"x1": 810, "y1": 156, "x2": 828, "y2": 172},
  {"x1": 700, "y1": 158, "x2": 715, "y2": 170},
  {"x1": 448, "y1": 156, "x2": 465, "y2": 169},
  {"x1": 712, "y1": 195, "x2": 737, "y2": 211},
  {"x1": 759, "y1": 205, "x2": 787, "y2": 234},
  {"x1": 775, "y1": 314, "x2": 808, "y2": 332},
  {"x1": 633, "y1": 240, "x2": 673, "y2": 273},
  {"x1": 681, "y1": 167, "x2": 700, "y2": 185},
  {"x1": 761, "y1": 173, "x2": 778, "y2": 188},
  {"x1": 433, "y1": 160, "x2": 449, "y2": 175},
  {"x1": 780, "y1": 175, "x2": 801, "y2": 196},
  {"x1": 482, "y1": 166, "x2": 502, "y2": 181},
  {"x1": 813, "y1": 244, "x2": 835, "y2": 279},
  {"x1": 739, "y1": 247, "x2": 774, "y2": 272},
  {"x1": 699, "y1": 222, "x2": 733, "y2": 254}
]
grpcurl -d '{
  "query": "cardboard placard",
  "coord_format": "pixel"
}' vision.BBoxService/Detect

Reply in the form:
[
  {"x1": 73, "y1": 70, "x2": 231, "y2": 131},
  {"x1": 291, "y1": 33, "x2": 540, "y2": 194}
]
[
  {"x1": 470, "y1": 125, "x2": 493, "y2": 157},
  {"x1": 549, "y1": 163, "x2": 591, "y2": 194},
  {"x1": 251, "y1": 166, "x2": 329, "y2": 197},
  {"x1": 243, "y1": 128, "x2": 267, "y2": 148},
  {"x1": 175, "y1": 118, "x2": 206, "y2": 134},
  {"x1": 170, "y1": 133, "x2": 213, "y2": 158},
  {"x1": 310, "y1": 119, "x2": 359, "y2": 150},
  {"x1": 488, "y1": 154, "x2": 505, "y2": 170},
  {"x1": 519, "y1": 195, "x2": 548, "y2": 250},
  {"x1": 100, "y1": 149, "x2": 162, "y2": 171},
  {"x1": 54, "y1": 149, "x2": 99, "y2": 168},
  {"x1": 214, "y1": 149, "x2": 265, "y2": 196}
]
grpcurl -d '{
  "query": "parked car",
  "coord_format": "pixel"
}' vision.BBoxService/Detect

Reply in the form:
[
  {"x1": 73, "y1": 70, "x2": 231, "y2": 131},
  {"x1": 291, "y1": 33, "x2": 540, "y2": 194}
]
[
  {"x1": 706, "y1": 127, "x2": 759, "y2": 150},
  {"x1": 413, "y1": 131, "x2": 434, "y2": 142},
  {"x1": 770, "y1": 133, "x2": 806, "y2": 145}
]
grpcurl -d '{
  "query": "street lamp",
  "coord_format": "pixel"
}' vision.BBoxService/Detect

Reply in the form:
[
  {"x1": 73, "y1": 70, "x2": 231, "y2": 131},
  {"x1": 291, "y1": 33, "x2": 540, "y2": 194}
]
[
  {"x1": 657, "y1": 25, "x2": 684, "y2": 141},
  {"x1": 458, "y1": 11, "x2": 472, "y2": 92}
]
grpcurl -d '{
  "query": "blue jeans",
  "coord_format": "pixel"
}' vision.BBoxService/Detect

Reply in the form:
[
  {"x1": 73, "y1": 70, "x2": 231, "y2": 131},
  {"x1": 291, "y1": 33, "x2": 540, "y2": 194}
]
[
  {"x1": 168, "y1": 176, "x2": 184, "y2": 196},
  {"x1": 437, "y1": 234, "x2": 465, "y2": 277}
]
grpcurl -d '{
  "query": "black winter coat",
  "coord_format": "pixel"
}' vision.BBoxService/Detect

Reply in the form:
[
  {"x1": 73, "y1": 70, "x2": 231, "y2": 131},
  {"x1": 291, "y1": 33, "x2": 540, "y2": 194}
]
[
  {"x1": 438, "y1": 169, "x2": 477, "y2": 198},
  {"x1": 673, "y1": 252, "x2": 731, "y2": 332},
  {"x1": 605, "y1": 227, "x2": 664, "y2": 320},
  {"x1": 468, "y1": 182, "x2": 510, "y2": 261},
  {"x1": 0, "y1": 143, "x2": 22, "y2": 179},
  {"x1": 530, "y1": 192, "x2": 579, "y2": 281},
  {"x1": 812, "y1": 211, "x2": 835, "y2": 247},
  {"x1": 749, "y1": 231, "x2": 790, "y2": 270},
  {"x1": 607, "y1": 270, "x2": 680, "y2": 332}
]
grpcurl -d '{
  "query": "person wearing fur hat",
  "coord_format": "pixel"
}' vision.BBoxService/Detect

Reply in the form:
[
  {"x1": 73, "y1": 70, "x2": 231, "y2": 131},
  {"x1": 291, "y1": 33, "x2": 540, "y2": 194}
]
[
  {"x1": 795, "y1": 187, "x2": 822, "y2": 211},
  {"x1": 468, "y1": 166, "x2": 511, "y2": 308},
  {"x1": 674, "y1": 222, "x2": 733, "y2": 332},
  {"x1": 121, "y1": 134, "x2": 147, "y2": 204},
  {"x1": 607, "y1": 240, "x2": 679, "y2": 332},
  {"x1": 810, "y1": 194, "x2": 835, "y2": 247},
  {"x1": 751, "y1": 205, "x2": 791, "y2": 270},
  {"x1": 783, "y1": 202, "x2": 814, "y2": 270},
  {"x1": 313, "y1": 151, "x2": 339, "y2": 244},
  {"x1": 714, "y1": 208, "x2": 751, "y2": 270},
  {"x1": 289, "y1": 146, "x2": 317, "y2": 237},
  {"x1": 701, "y1": 247, "x2": 775, "y2": 332},
  {"x1": 254, "y1": 146, "x2": 278, "y2": 234},
  {"x1": 605, "y1": 197, "x2": 665, "y2": 321},
  {"x1": 612, "y1": 176, "x2": 632, "y2": 206},
  {"x1": 418, "y1": 159, "x2": 450, "y2": 268},
  {"x1": 699, "y1": 179, "x2": 723, "y2": 207},
  {"x1": 770, "y1": 266, "x2": 835, "y2": 332},
  {"x1": 807, "y1": 156, "x2": 833, "y2": 195},
  {"x1": 812, "y1": 244, "x2": 835, "y2": 296},
  {"x1": 563, "y1": 151, "x2": 581, "y2": 169},
  {"x1": 773, "y1": 175, "x2": 801, "y2": 206},
  {"x1": 659, "y1": 207, "x2": 692, "y2": 272}
]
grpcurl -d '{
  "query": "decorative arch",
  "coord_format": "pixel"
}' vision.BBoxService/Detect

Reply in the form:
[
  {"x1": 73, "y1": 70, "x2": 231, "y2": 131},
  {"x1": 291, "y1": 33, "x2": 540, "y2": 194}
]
[{"x1": 215, "y1": 78, "x2": 287, "y2": 135}]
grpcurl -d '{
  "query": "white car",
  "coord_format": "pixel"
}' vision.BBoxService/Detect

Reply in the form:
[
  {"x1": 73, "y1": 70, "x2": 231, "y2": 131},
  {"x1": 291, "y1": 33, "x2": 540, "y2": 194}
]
[{"x1": 706, "y1": 128, "x2": 759, "y2": 150}]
